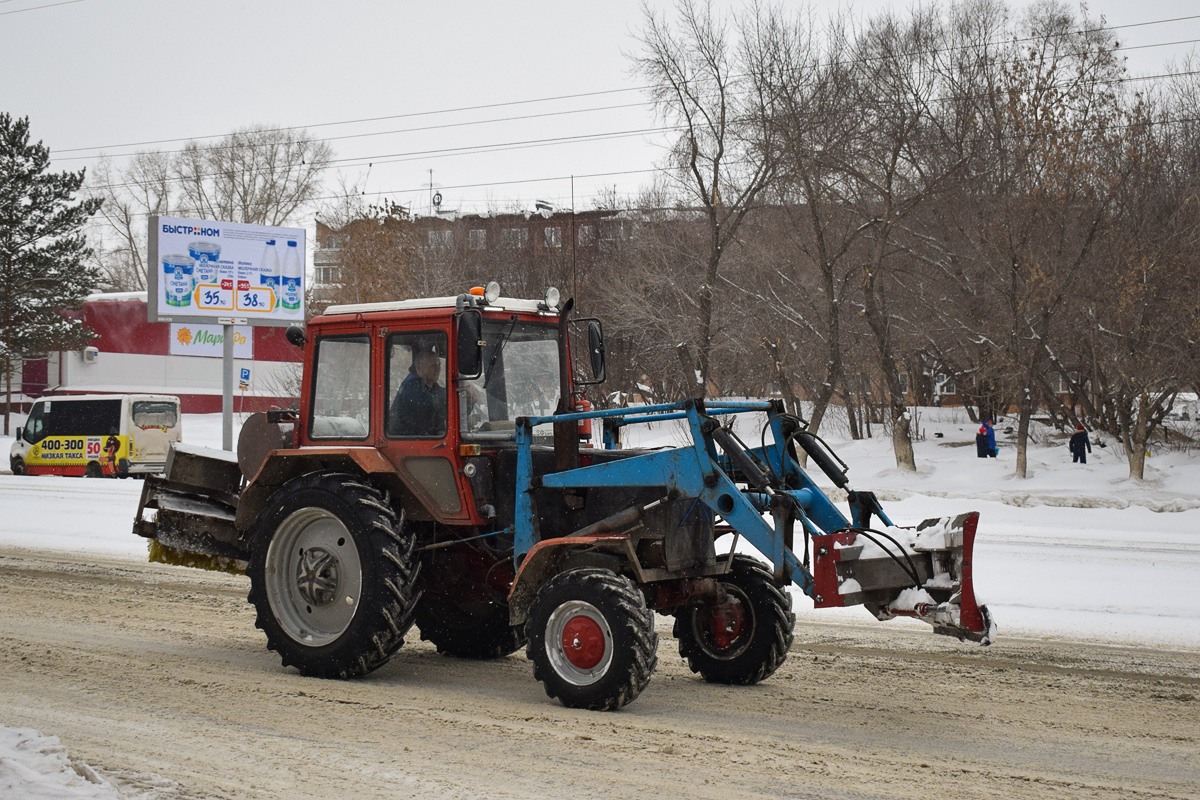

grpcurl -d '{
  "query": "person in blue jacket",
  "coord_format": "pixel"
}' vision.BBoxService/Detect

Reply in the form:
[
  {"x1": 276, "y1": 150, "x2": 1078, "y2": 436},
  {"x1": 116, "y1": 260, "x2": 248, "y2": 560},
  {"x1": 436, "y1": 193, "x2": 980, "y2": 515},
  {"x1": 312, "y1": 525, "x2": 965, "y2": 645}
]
[
  {"x1": 389, "y1": 343, "x2": 447, "y2": 437},
  {"x1": 983, "y1": 419, "x2": 997, "y2": 457},
  {"x1": 975, "y1": 427, "x2": 990, "y2": 458},
  {"x1": 1069, "y1": 425, "x2": 1092, "y2": 464}
]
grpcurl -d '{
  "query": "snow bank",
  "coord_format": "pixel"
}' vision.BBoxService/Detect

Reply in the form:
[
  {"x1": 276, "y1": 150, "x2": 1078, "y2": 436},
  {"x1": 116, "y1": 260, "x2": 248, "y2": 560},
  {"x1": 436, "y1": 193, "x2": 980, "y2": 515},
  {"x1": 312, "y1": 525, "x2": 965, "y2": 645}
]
[{"x1": 0, "y1": 727, "x2": 120, "y2": 799}]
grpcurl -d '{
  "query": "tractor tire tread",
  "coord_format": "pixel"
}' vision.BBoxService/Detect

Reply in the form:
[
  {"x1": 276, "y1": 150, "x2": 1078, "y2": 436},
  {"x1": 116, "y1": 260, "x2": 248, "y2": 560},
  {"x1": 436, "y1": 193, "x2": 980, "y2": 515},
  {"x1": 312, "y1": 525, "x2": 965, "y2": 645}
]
[
  {"x1": 246, "y1": 471, "x2": 420, "y2": 679},
  {"x1": 526, "y1": 568, "x2": 657, "y2": 711},
  {"x1": 674, "y1": 555, "x2": 794, "y2": 685}
]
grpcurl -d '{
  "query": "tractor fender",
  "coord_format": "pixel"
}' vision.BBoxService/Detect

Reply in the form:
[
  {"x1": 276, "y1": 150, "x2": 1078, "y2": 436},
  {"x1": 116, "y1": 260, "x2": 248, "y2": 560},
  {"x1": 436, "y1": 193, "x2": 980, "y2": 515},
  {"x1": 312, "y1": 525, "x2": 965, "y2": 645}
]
[
  {"x1": 236, "y1": 448, "x2": 412, "y2": 532},
  {"x1": 507, "y1": 534, "x2": 632, "y2": 627}
]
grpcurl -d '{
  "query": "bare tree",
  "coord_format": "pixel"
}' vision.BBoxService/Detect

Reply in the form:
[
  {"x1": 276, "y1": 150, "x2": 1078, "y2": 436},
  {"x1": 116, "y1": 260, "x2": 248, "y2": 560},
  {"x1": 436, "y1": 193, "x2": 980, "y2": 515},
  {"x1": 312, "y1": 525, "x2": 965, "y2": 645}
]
[
  {"x1": 312, "y1": 201, "x2": 417, "y2": 314},
  {"x1": 741, "y1": 7, "x2": 867, "y2": 436},
  {"x1": 1076, "y1": 71, "x2": 1200, "y2": 478},
  {"x1": 174, "y1": 125, "x2": 332, "y2": 227},
  {"x1": 88, "y1": 151, "x2": 174, "y2": 291},
  {"x1": 633, "y1": 0, "x2": 778, "y2": 391},
  {"x1": 831, "y1": 6, "x2": 968, "y2": 471},
  {"x1": 915, "y1": 1, "x2": 1127, "y2": 477}
]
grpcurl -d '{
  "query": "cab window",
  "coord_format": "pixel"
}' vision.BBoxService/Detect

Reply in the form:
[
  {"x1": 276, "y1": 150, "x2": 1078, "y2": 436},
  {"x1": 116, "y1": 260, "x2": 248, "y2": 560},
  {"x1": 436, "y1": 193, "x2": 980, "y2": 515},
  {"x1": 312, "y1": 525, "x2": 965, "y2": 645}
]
[
  {"x1": 386, "y1": 332, "x2": 448, "y2": 439},
  {"x1": 310, "y1": 335, "x2": 370, "y2": 439},
  {"x1": 459, "y1": 321, "x2": 559, "y2": 435}
]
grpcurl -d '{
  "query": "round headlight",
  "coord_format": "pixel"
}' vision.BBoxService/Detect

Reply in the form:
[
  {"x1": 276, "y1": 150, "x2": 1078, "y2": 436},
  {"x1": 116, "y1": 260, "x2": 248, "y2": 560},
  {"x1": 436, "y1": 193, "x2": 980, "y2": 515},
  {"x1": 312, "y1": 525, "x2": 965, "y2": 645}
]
[
  {"x1": 484, "y1": 281, "x2": 501, "y2": 304},
  {"x1": 544, "y1": 286, "x2": 561, "y2": 309}
]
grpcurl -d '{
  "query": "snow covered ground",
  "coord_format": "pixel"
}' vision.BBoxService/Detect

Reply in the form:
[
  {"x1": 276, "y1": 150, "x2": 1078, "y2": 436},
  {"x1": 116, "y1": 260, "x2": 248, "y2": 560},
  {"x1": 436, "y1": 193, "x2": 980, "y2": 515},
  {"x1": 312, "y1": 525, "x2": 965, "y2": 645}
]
[{"x1": 2, "y1": 406, "x2": 1199, "y2": 797}]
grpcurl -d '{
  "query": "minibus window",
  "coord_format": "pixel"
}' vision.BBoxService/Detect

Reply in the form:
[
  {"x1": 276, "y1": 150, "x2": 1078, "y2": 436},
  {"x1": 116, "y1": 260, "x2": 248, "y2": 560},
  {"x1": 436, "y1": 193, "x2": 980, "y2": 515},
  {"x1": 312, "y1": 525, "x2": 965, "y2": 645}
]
[
  {"x1": 49, "y1": 400, "x2": 121, "y2": 436},
  {"x1": 133, "y1": 401, "x2": 179, "y2": 429}
]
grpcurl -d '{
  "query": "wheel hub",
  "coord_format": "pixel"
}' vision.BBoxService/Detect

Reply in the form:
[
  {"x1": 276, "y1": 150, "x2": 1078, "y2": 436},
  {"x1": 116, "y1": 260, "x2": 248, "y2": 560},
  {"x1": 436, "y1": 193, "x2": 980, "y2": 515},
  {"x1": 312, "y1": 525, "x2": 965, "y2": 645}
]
[
  {"x1": 263, "y1": 507, "x2": 363, "y2": 646},
  {"x1": 561, "y1": 615, "x2": 606, "y2": 670},
  {"x1": 545, "y1": 600, "x2": 614, "y2": 686},
  {"x1": 296, "y1": 546, "x2": 339, "y2": 606},
  {"x1": 708, "y1": 598, "x2": 746, "y2": 650},
  {"x1": 694, "y1": 586, "x2": 754, "y2": 659}
]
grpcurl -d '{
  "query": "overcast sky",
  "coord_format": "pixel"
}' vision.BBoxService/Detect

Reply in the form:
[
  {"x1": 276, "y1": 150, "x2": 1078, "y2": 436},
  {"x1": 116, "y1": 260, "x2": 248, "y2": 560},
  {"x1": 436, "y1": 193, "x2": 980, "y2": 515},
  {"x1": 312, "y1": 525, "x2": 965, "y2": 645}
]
[{"x1": 2, "y1": 0, "x2": 1199, "y2": 222}]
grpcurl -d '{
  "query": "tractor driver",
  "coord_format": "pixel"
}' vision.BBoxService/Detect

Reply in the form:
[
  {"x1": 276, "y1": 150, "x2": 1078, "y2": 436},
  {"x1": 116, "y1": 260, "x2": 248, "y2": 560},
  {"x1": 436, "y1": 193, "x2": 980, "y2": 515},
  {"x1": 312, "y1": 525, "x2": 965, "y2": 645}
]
[{"x1": 388, "y1": 343, "x2": 447, "y2": 437}]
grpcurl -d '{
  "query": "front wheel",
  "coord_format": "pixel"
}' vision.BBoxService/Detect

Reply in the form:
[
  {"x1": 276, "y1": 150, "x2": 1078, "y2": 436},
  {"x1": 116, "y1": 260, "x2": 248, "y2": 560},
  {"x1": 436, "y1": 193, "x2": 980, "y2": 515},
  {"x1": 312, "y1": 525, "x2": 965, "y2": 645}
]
[
  {"x1": 526, "y1": 568, "x2": 657, "y2": 711},
  {"x1": 246, "y1": 472, "x2": 421, "y2": 679},
  {"x1": 9, "y1": 457, "x2": 24, "y2": 475},
  {"x1": 673, "y1": 555, "x2": 794, "y2": 685}
]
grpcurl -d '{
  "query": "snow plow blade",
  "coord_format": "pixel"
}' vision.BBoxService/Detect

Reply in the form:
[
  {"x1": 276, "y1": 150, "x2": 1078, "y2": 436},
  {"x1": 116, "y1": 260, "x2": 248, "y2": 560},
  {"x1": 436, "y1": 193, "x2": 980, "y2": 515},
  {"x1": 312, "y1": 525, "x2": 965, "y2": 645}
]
[
  {"x1": 132, "y1": 444, "x2": 248, "y2": 573},
  {"x1": 811, "y1": 511, "x2": 995, "y2": 644}
]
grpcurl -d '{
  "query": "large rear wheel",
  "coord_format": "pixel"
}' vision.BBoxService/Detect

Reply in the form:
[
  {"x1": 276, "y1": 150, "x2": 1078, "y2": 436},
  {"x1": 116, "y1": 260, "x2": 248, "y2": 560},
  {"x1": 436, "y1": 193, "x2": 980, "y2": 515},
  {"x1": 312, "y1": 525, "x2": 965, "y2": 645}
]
[
  {"x1": 246, "y1": 472, "x2": 420, "y2": 679},
  {"x1": 526, "y1": 568, "x2": 657, "y2": 711},
  {"x1": 416, "y1": 542, "x2": 524, "y2": 659},
  {"x1": 673, "y1": 555, "x2": 794, "y2": 685}
]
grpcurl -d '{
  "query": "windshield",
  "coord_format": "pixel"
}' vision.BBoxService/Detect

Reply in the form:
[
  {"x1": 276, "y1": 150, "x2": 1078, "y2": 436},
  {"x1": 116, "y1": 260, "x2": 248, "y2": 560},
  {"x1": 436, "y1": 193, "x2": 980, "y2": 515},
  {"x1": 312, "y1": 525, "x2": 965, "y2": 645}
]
[{"x1": 460, "y1": 320, "x2": 560, "y2": 435}]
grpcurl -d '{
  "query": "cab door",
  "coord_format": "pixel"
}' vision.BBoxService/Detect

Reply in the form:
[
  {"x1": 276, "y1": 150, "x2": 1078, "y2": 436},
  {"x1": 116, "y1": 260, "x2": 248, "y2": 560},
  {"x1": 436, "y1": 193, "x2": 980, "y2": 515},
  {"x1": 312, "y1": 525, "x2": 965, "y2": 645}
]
[{"x1": 374, "y1": 325, "x2": 470, "y2": 524}]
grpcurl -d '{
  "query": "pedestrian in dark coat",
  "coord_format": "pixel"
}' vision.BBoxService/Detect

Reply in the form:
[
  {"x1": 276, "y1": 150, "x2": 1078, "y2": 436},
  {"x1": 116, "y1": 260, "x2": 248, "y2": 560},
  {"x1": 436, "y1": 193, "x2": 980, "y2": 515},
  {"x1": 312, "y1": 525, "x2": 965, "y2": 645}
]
[
  {"x1": 984, "y1": 419, "x2": 998, "y2": 457},
  {"x1": 1070, "y1": 425, "x2": 1092, "y2": 464},
  {"x1": 975, "y1": 427, "x2": 990, "y2": 458}
]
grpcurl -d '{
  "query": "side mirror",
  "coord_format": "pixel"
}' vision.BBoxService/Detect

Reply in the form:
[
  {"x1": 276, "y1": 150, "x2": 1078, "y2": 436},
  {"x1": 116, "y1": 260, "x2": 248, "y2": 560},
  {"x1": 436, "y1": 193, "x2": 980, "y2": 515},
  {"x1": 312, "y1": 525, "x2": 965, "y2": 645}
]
[
  {"x1": 456, "y1": 310, "x2": 483, "y2": 379},
  {"x1": 285, "y1": 325, "x2": 307, "y2": 348},
  {"x1": 587, "y1": 321, "x2": 606, "y2": 383},
  {"x1": 15, "y1": 426, "x2": 22, "y2": 441}
]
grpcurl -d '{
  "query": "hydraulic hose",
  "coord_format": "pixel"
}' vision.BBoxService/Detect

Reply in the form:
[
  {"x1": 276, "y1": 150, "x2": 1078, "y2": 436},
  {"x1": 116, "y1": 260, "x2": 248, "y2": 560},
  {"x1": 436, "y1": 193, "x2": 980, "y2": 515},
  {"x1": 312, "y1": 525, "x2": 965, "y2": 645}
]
[{"x1": 836, "y1": 526, "x2": 922, "y2": 587}]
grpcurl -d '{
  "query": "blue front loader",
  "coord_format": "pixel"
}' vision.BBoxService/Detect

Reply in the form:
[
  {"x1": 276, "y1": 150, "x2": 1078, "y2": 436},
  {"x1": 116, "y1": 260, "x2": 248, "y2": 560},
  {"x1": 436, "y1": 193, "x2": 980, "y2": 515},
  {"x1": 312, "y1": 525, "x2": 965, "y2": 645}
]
[{"x1": 510, "y1": 398, "x2": 993, "y2": 644}]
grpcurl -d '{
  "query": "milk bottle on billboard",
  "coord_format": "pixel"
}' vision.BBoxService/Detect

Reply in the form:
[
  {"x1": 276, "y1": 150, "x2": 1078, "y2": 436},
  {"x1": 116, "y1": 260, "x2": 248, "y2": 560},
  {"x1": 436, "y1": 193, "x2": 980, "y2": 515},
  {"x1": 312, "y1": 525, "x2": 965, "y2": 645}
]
[
  {"x1": 281, "y1": 240, "x2": 302, "y2": 311},
  {"x1": 188, "y1": 241, "x2": 221, "y2": 286},
  {"x1": 259, "y1": 240, "x2": 281, "y2": 308}
]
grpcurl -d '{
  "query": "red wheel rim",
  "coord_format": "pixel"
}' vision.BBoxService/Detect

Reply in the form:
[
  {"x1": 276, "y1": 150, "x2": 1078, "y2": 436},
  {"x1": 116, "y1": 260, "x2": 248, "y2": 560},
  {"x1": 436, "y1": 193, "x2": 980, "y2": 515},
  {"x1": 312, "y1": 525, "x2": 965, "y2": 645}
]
[
  {"x1": 700, "y1": 594, "x2": 748, "y2": 653},
  {"x1": 560, "y1": 614, "x2": 606, "y2": 669}
]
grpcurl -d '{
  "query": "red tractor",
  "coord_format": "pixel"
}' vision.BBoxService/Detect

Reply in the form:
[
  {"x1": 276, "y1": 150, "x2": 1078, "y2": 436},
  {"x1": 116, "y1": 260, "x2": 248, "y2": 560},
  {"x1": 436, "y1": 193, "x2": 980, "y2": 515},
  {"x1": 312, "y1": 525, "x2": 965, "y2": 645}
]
[{"x1": 136, "y1": 283, "x2": 993, "y2": 710}]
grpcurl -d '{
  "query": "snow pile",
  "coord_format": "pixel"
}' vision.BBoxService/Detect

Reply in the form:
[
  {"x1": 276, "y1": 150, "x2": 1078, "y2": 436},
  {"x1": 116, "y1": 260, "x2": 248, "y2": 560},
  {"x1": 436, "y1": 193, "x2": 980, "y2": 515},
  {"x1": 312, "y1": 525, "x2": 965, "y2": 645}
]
[{"x1": 0, "y1": 728, "x2": 119, "y2": 799}]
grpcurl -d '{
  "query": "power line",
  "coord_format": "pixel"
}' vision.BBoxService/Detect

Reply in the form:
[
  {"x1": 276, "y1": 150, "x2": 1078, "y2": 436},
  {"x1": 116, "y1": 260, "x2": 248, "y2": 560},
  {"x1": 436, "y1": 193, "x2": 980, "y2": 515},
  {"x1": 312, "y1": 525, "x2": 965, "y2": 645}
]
[
  {"x1": 0, "y1": 0, "x2": 86, "y2": 16},
  {"x1": 51, "y1": 101, "x2": 655, "y2": 164},
  {"x1": 78, "y1": 167, "x2": 668, "y2": 227},
  {"x1": 53, "y1": 87, "x2": 649, "y2": 156},
  {"x1": 48, "y1": 12, "x2": 1200, "y2": 159},
  {"x1": 84, "y1": 102, "x2": 1200, "y2": 225},
  {"x1": 84, "y1": 126, "x2": 681, "y2": 194},
  {"x1": 64, "y1": 57, "x2": 1200, "y2": 194},
  {"x1": 81, "y1": 54, "x2": 1200, "y2": 197}
]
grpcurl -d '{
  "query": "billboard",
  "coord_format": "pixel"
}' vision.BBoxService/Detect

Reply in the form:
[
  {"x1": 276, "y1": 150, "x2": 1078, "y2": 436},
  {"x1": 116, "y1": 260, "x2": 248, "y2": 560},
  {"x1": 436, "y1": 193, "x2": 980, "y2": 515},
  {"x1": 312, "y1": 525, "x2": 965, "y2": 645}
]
[
  {"x1": 168, "y1": 323, "x2": 253, "y2": 359},
  {"x1": 148, "y1": 215, "x2": 305, "y2": 326}
]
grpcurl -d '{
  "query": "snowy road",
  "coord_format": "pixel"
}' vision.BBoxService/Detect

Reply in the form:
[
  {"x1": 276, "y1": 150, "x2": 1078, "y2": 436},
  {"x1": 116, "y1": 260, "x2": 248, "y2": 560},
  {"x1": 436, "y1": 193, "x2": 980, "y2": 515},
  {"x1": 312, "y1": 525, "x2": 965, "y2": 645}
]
[{"x1": 1, "y1": 549, "x2": 1198, "y2": 800}]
